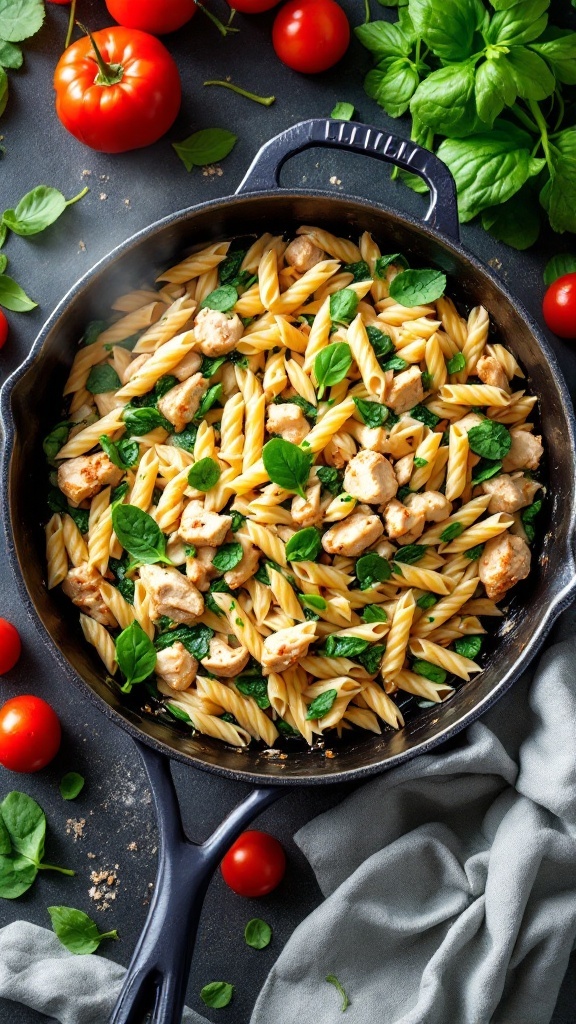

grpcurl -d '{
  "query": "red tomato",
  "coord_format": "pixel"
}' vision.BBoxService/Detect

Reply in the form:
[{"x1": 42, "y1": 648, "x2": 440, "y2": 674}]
[
  {"x1": 47, "y1": 1, "x2": 72, "y2": 4},
  {"x1": 0, "y1": 696, "x2": 61, "y2": 773},
  {"x1": 0, "y1": 310, "x2": 8, "y2": 350},
  {"x1": 272, "y1": 0, "x2": 350, "y2": 74},
  {"x1": 53, "y1": 27, "x2": 182, "y2": 153},
  {"x1": 227, "y1": 0, "x2": 280, "y2": 12},
  {"x1": 221, "y1": 830, "x2": 286, "y2": 897},
  {"x1": 542, "y1": 273, "x2": 576, "y2": 339},
  {"x1": 0, "y1": 619, "x2": 21, "y2": 673},
  {"x1": 105, "y1": 0, "x2": 196, "y2": 35}
]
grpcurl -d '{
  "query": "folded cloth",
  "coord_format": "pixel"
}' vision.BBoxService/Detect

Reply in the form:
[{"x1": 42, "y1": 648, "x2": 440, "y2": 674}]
[{"x1": 1, "y1": 638, "x2": 575, "y2": 1024}]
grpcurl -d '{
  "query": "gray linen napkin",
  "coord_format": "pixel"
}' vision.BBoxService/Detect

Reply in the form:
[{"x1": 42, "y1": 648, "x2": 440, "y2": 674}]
[{"x1": 1, "y1": 637, "x2": 576, "y2": 1024}]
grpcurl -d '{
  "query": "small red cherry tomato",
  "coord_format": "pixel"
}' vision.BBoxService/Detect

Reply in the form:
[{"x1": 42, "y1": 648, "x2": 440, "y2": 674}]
[
  {"x1": 105, "y1": 0, "x2": 196, "y2": 35},
  {"x1": 0, "y1": 695, "x2": 61, "y2": 773},
  {"x1": 0, "y1": 619, "x2": 21, "y2": 673},
  {"x1": 542, "y1": 273, "x2": 576, "y2": 339},
  {"x1": 227, "y1": 0, "x2": 280, "y2": 12},
  {"x1": 221, "y1": 830, "x2": 286, "y2": 897},
  {"x1": 272, "y1": 0, "x2": 350, "y2": 74},
  {"x1": 0, "y1": 310, "x2": 8, "y2": 350},
  {"x1": 53, "y1": 27, "x2": 182, "y2": 153}
]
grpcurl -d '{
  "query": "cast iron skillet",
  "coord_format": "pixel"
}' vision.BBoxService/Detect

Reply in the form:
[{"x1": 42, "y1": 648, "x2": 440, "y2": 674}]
[{"x1": 2, "y1": 119, "x2": 576, "y2": 1024}]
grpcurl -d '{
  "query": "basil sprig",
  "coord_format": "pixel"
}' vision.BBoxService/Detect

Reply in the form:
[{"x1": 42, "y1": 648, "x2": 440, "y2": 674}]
[
  {"x1": 355, "y1": 552, "x2": 392, "y2": 590},
  {"x1": 314, "y1": 342, "x2": 353, "y2": 399},
  {"x1": 413, "y1": 659, "x2": 447, "y2": 685},
  {"x1": 48, "y1": 906, "x2": 118, "y2": 955},
  {"x1": 112, "y1": 505, "x2": 171, "y2": 566},
  {"x1": 262, "y1": 437, "x2": 313, "y2": 498}
]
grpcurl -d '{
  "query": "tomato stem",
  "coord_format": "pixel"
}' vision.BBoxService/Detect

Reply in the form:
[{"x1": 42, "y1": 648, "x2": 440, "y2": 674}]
[
  {"x1": 65, "y1": 0, "x2": 77, "y2": 50},
  {"x1": 204, "y1": 80, "x2": 275, "y2": 107},
  {"x1": 76, "y1": 22, "x2": 124, "y2": 86},
  {"x1": 38, "y1": 862, "x2": 75, "y2": 876},
  {"x1": 194, "y1": 2, "x2": 240, "y2": 36}
]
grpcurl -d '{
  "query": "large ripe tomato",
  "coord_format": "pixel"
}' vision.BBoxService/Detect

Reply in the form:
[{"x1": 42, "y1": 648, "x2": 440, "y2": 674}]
[
  {"x1": 0, "y1": 619, "x2": 21, "y2": 672},
  {"x1": 272, "y1": 0, "x2": 350, "y2": 74},
  {"x1": 0, "y1": 695, "x2": 61, "y2": 773},
  {"x1": 221, "y1": 830, "x2": 286, "y2": 897},
  {"x1": 0, "y1": 311, "x2": 8, "y2": 350},
  {"x1": 105, "y1": 0, "x2": 196, "y2": 35},
  {"x1": 542, "y1": 273, "x2": 576, "y2": 339},
  {"x1": 53, "y1": 27, "x2": 182, "y2": 153}
]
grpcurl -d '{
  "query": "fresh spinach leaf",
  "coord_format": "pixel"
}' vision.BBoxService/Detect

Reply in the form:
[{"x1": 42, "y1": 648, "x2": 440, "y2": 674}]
[
  {"x1": 314, "y1": 342, "x2": 353, "y2": 398},
  {"x1": 468, "y1": 421, "x2": 511, "y2": 459},
  {"x1": 316, "y1": 465, "x2": 343, "y2": 496},
  {"x1": 86, "y1": 364, "x2": 121, "y2": 394},
  {"x1": 329, "y1": 289, "x2": 359, "y2": 326},
  {"x1": 188, "y1": 457, "x2": 221, "y2": 492},
  {"x1": 306, "y1": 688, "x2": 338, "y2": 720},
  {"x1": 111, "y1": 504, "x2": 170, "y2": 565},
  {"x1": 357, "y1": 643, "x2": 386, "y2": 674},
  {"x1": 389, "y1": 268, "x2": 446, "y2": 307},
  {"x1": 416, "y1": 592, "x2": 437, "y2": 610},
  {"x1": 230, "y1": 510, "x2": 246, "y2": 531},
  {"x1": 200, "y1": 355, "x2": 226, "y2": 378},
  {"x1": 155, "y1": 623, "x2": 214, "y2": 660},
  {"x1": 199, "y1": 285, "x2": 237, "y2": 313},
  {"x1": 196, "y1": 383, "x2": 222, "y2": 421},
  {"x1": 454, "y1": 635, "x2": 483, "y2": 659},
  {"x1": 43, "y1": 421, "x2": 69, "y2": 464},
  {"x1": 440, "y1": 522, "x2": 464, "y2": 542},
  {"x1": 394, "y1": 544, "x2": 427, "y2": 564},
  {"x1": 123, "y1": 406, "x2": 169, "y2": 436},
  {"x1": 374, "y1": 254, "x2": 409, "y2": 278},
  {"x1": 356, "y1": 552, "x2": 392, "y2": 590},
  {"x1": 262, "y1": 437, "x2": 312, "y2": 498},
  {"x1": 412, "y1": 659, "x2": 447, "y2": 684},
  {"x1": 410, "y1": 404, "x2": 440, "y2": 428},
  {"x1": 59, "y1": 773, "x2": 85, "y2": 801},
  {"x1": 171, "y1": 425, "x2": 198, "y2": 452},
  {"x1": 285, "y1": 527, "x2": 322, "y2": 563},
  {"x1": 116, "y1": 621, "x2": 157, "y2": 692},
  {"x1": 205, "y1": 578, "x2": 232, "y2": 616},
  {"x1": 362, "y1": 604, "x2": 388, "y2": 622},
  {"x1": 235, "y1": 675, "x2": 270, "y2": 709},
  {"x1": 471, "y1": 458, "x2": 503, "y2": 485},
  {"x1": 353, "y1": 397, "x2": 389, "y2": 428},
  {"x1": 341, "y1": 260, "x2": 371, "y2": 282},
  {"x1": 325, "y1": 635, "x2": 370, "y2": 658},
  {"x1": 48, "y1": 906, "x2": 118, "y2": 956},
  {"x1": 366, "y1": 325, "x2": 396, "y2": 363},
  {"x1": 99, "y1": 435, "x2": 138, "y2": 470},
  {"x1": 273, "y1": 394, "x2": 318, "y2": 420},
  {"x1": 212, "y1": 542, "x2": 243, "y2": 573},
  {"x1": 67, "y1": 506, "x2": 89, "y2": 534},
  {"x1": 200, "y1": 982, "x2": 234, "y2": 1008},
  {"x1": 276, "y1": 718, "x2": 301, "y2": 737},
  {"x1": 465, "y1": 543, "x2": 485, "y2": 560},
  {"x1": 382, "y1": 355, "x2": 408, "y2": 372},
  {"x1": 521, "y1": 498, "x2": 542, "y2": 542},
  {"x1": 244, "y1": 918, "x2": 272, "y2": 949}
]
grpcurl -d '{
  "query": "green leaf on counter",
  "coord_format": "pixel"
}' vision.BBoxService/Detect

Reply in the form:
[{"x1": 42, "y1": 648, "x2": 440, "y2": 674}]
[{"x1": 173, "y1": 128, "x2": 237, "y2": 171}]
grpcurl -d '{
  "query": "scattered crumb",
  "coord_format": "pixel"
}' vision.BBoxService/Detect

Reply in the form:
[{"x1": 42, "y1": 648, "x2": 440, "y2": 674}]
[
  {"x1": 99, "y1": 174, "x2": 109, "y2": 182},
  {"x1": 329, "y1": 175, "x2": 342, "y2": 186},
  {"x1": 202, "y1": 164, "x2": 223, "y2": 178},
  {"x1": 99, "y1": 192, "x2": 108, "y2": 201},
  {"x1": 89, "y1": 867, "x2": 118, "y2": 911},
  {"x1": 488, "y1": 257, "x2": 503, "y2": 271},
  {"x1": 325, "y1": 749, "x2": 336, "y2": 758},
  {"x1": 78, "y1": 240, "x2": 86, "y2": 252},
  {"x1": 66, "y1": 818, "x2": 86, "y2": 841},
  {"x1": 81, "y1": 169, "x2": 92, "y2": 178},
  {"x1": 87, "y1": 852, "x2": 96, "y2": 859},
  {"x1": 124, "y1": 198, "x2": 131, "y2": 209},
  {"x1": 127, "y1": 841, "x2": 138, "y2": 852}
]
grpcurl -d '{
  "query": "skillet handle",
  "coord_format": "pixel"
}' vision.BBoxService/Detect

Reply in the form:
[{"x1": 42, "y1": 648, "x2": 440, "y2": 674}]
[
  {"x1": 236, "y1": 118, "x2": 460, "y2": 241},
  {"x1": 108, "y1": 741, "x2": 283, "y2": 1024}
]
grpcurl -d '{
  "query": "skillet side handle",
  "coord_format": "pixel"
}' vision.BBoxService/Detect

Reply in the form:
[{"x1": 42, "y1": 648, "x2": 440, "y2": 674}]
[
  {"x1": 108, "y1": 742, "x2": 283, "y2": 1024},
  {"x1": 235, "y1": 118, "x2": 460, "y2": 241}
]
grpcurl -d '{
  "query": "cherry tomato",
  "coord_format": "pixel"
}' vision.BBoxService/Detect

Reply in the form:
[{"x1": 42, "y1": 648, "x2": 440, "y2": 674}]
[
  {"x1": 46, "y1": 1, "x2": 72, "y2": 4},
  {"x1": 0, "y1": 695, "x2": 61, "y2": 773},
  {"x1": 0, "y1": 310, "x2": 8, "y2": 350},
  {"x1": 53, "y1": 27, "x2": 182, "y2": 153},
  {"x1": 105, "y1": 0, "x2": 196, "y2": 35},
  {"x1": 221, "y1": 830, "x2": 286, "y2": 897},
  {"x1": 272, "y1": 0, "x2": 350, "y2": 74},
  {"x1": 542, "y1": 273, "x2": 576, "y2": 339},
  {"x1": 227, "y1": 0, "x2": 280, "y2": 12},
  {"x1": 0, "y1": 619, "x2": 21, "y2": 673}
]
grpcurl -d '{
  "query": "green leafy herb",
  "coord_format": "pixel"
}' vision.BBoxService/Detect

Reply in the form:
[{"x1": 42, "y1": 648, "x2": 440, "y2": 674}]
[
  {"x1": 357, "y1": 643, "x2": 386, "y2": 674},
  {"x1": 353, "y1": 397, "x2": 389, "y2": 428},
  {"x1": 317, "y1": 465, "x2": 344, "y2": 496},
  {"x1": 59, "y1": 773, "x2": 85, "y2": 801},
  {"x1": 522, "y1": 498, "x2": 542, "y2": 542},
  {"x1": 188, "y1": 457, "x2": 221, "y2": 492},
  {"x1": 116, "y1": 621, "x2": 156, "y2": 692},
  {"x1": 205, "y1": 578, "x2": 232, "y2": 615},
  {"x1": 356, "y1": 552, "x2": 392, "y2": 590},
  {"x1": 440, "y1": 522, "x2": 464, "y2": 543},
  {"x1": 285, "y1": 527, "x2": 322, "y2": 563},
  {"x1": 196, "y1": 383, "x2": 223, "y2": 421},
  {"x1": 325, "y1": 635, "x2": 370, "y2": 658},
  {"x1": 413, "y1": 456, "x2": 428, "y2": 468},
  {"x1": 86, "y1": 364, "x2": 121, "y2": 394},
  {"x1": 0, "y1": 0, "x2": 45, "y2": 43},
  {"x1": 0, "y1": 40, "x2": 22, "y2": 68},
  {"x1": 421, "y1": 371, "x2": 433, "y2": 391},
  {"x1": 173, "y1": 128, "x2": 237, "y2": 172},
  {"x1": 199, "y1": 285, "x2": 238, "y2": 313},
  {"x1": 123, "y1": 406, "x2": 169, "y2": 436},
  {"x1": 314, "y1": 342, "x2": 353, "y2": 398},
  {"x1": 329, "y1": 289, "x2": 359, "y2": 326},
  {"x1": 465, "y1": 543, "x2": 484, "y2": 560},
  {"x1": 200, "y1": 355, "x2": 226, "y2": 378},
  {"x1": 331, "y1": 101, "x2": 355, "y2": 120},
  {"x1": 155, "y1": 624, "x2": 214, "y2": 660},
  {"x1": 382, "y1": 355, "x2": 408, "y2": 372},
  {"x1": 48, "y1": 906, "x2": 118, "y2": 956},
  {"x1": 200, "y1": 982, "x2": 234, "y2": 1008},
  {"x1": 362, "y1": 604, "x2": 388, "y2": 622},
  {"x1": 410, "y1": 404, "x2": 440, "y2": 429},
  {"x1": 471, "y1": 458, "x2": 503, "y2": 485},
  {"x1": 299, "y1": 593, "x2": 327, "y2": 611},
  {"x1": 244, "y1": 918, "x2": 272, "y2": 949},
  {"x1": 447, "y1": 352, "x2": 466, "y2": 374},
  {"x1": 219, "y1": 249, "x2": 246, "y2": 285},
  {"x1": 235, "y1": 675, "x2": 270, "y2": 709},
  {"x1": 394, "y1": 544, "x2": 427, "y2": 564},
  {"x1": 0, "y1": 274, "x2": 36, "y2": 311},
  {"x1": 341, "y1": 260, "x2": 371, "y2": 282},
  {"x1": 262, "y1": 437, "x2": 312, "y2": 498},
  {"x1": 543, "y1": 254, "x2": 576, "y2": 286},
  {"x1": 374, "y1": 253, "x2": 409, "y2": 278},
  {"x1": 2, "y1": 185, "x2": 87, "y2": 239},
  {"x1": 111, "y1": 504, "x2": 170, "y2": 566},
  {"x1": 230, "y1": 510, "x2": 246, "y2": 531},
  {"x1": 100, "y1": 434, "x2": 138, "y2": 470},
  {"x1": 468, "y1": 421, "x2": 511, "y2": 460},
  {"x1": 416, "y1": 593, "x2": 437, "y2": 610},
  {"x1": 276, "y1": 718, "x2": 300, "y2": 737},
  {"x1": 67, "y1": 506, "x2": 89, "y2": 534},
  {"x1": 389, "y1": 269, "x2": 446, "y2": 307},
  {"x1": 0, "y1": 792, "x2": 74, "y2": 899},
  {"x1": 212, "y1": 542, "x2": 243, "y2": 573},
  {"x1": 273, "y1": 394, "x2": 318, "y2": 420},
  {"x1": 454, "y1": 635, "x2": 483, "y2": 659},
  {"x1": 412, "y1": 659, "x2": 447, "y2": 685},
  {"x1": 43, "y1": 421, "x2": 69, "y2": 464},
  {"x1": 171, "y1": 425, "x2": 198, "y2": 452},
  {"x1": 366, "y1": 327, "x2": 396, "y2": 369},
  {"x1": 166, "y1": 703, "x2": 193, "y2": 724},
  {"x1": 306, "y1": 688, "x2": 338, "y2": 720},
  {"x1": 326, "y1": 974, "x2": 350, "y2": 1012}
]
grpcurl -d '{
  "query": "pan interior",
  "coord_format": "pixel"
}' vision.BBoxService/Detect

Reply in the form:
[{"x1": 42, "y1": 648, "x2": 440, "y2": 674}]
[{"x1": 6, "y1": 192, "x2": 575, "y2": 782}]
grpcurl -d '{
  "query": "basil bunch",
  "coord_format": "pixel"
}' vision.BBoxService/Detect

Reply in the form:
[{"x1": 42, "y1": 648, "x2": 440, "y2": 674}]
[{"x1": 0, "y1": 792, "x2": 74, "y2": 899}]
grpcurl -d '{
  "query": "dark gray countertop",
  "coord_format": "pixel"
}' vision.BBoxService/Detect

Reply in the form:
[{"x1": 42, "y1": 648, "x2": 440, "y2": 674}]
[{"x1": 1, "y1": 1, "x2": 575, "y2": 1021}]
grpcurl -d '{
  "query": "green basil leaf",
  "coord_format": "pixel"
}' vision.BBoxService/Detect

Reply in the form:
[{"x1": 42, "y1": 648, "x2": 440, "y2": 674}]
[
  {"x1": 357, "y1": 643, "x2": 386, "y2": 674},
  {"x1": 412, "y1": 658, "x2": 447, "y2": 684},
  {"x1": 0, "y1": 792, "x2": 45, "y2": 862},
  {"x1": 454, "y1": 635, "x2": 483, "y2": 659},
  {"x1": 541, "y1": 129, "x2": 576, "y2": 234},
  {"x1": 171, "y1": 425, "x2": 198, "y2": 452},
  {"x1": 0, "y1": 273, "x2": 36, "y2": 311},
  {"x1": 447, "y1": 352, "x2": 466, "y2": 374},
  {"x1": 205, "y1": 578, "x2": 232, "y2": 615},
  {"x1": 3, "y1": 186, "x2": 67, "y2": 237},
  {"x1": 465, "y1": 543, "x2": 485, "y2": 560},
  {"x1": 331, "y1": 101, "x2": 355, "y2": 120},
  {"x1": 481, "y1": 185, "x2": 541, "y2": 250},
  {"x1": 166, "y1": 703, "x2": 193, "y2": 724},
  {"x1": 356, "y1": 552, "x2": 392, "y2": 590},
  {"x1": 67, "y1": 505, "x2": 89, "y2": 534},
  {"x1": 82, "y1": 320, "x2": 107, "y2": 346},
  {"x1": 362, "y1": 604, "x2": 388, "y2": 622},
  {"x1": 199, "y1": 285, "x2": 238, "y2": 312},
  {"x1": 299, "y1": 593, "x2": 327, "y2": 611},
  {"x1": 474, "y1": 58, "x2": 514, "y2": 128},
  {"x1": 440, "y1": 521, "x2": 464, "y2": 542},
  {"x1": 0, "y1": 853, "x2": 38, "y2": 899},
  {"x1": 416, "y1": 592, "x2": 437, "y2": 610},
  {"x1": 389, "y1": 268, "x2": 446, "y2": 307},
  {"x1": 123, "y1": 407, "x2": 169, "y2": 436},
  {"x1": 200, "y1": 982, "x2": 234, "y2": 1008},
  {"x1": 43, "y1": 421, "x2": 69, "y2": 464},
  {"x1": 374, "y1": 254, "x2": 409, "y2": 278},
  {"x1": 471, "y1": 458, "x2": 503, "y2": 485},
  {"x1": 112, "y1": 504, "x2": 170, "y2": 565},
  {"x1": 341, "y1": 260, "x2": 371, "y2": 282},
  {"x1": 200, "y1": 355, "x2": 226, "y2": 378},
  {"x1": 366, "y1": 325, "x2": 395, "y2": 363},
  {"x1": 354, "y1": 20, "x2": 412, "y2": 58},
  {"x1": 314, "y1": 342, "x2": 353, "y2": 398},
  {"x1": 48, "y1": 906, "x2": 118, "y2": 956},
  {"x1": 503, "y1": 46, "x2": 555, "y2": 101},
  {"x1": 156, "y1": 623, "x2": 214, "y2": 659},
  {"x1": 285, "y1": 527, "x2": 322, "y2": 563},
  {"x1": 235, "y1": 675, "x2": 270, "y2": 709},
  {"x1": 306, "y1": 688, "x2": 338, "y2": 720},
  {"x1": 521, "y1": 498, "x2": 542, "y2": 542},
  {"x1": 485, "y1": 0, "x2": 549, "y2": 46},
  {"x1": 86, "y1": 364, "x2": 121, "y2": 394},
  {"x1": 212, "y1": 542, "x2": 243, "y2": 573},
  {"x1": 196, "y1": 383, "x2": 222, "y2": 420},
  {"x1": 173, "y1": 128, "x2": 237, "y2": 171},
  {"x1": 0, "y1": 813, "x2": 11, "y2": 856},
  {"x1": 276, "y1": 717, "x2": 301, "y2": 737},
  {"x1": 326, "y1": 974, "x2": 350, "y2": 1012},
  {"x1": 59, "y1": 773, "x2": 85, "y2": 801},
  {"x1": 219, "y1": 249, "x2": 247, "y2": 285},
  {"x1": 532, "y1": 31, "x2": 576, "y2": 85},
  {"x1": 0, "y1": 39, "x2": 21, "y2": 67},
  {"x1": 117, "y1": 576, "x2": 135, "y2": 604},
  {"x1": 116, "y1": 621, "x2": 157, "y2": 691},
  {"x1": 382, "y1": 355, "x2": 409, "y2": 372},
  {"x1": 353, "y1": 397, "x2": 389, "y2": 428},
  {"x1": 365, "y1": 57, "x2": 420, "y2": 118},
  {"x1": 409, "y1": 0, "x2": 486, "y2": 61},
  {"x1": 0, "y1": 0, "x2": 44, "y2": 42},
  {"x1": 329, "y1": 289, "x2": 358, "y2": 326},
  {"x1": 410, "y1": 404, "x2": 440, "y2": 428},
  {"x1": 468, "y1": 421, "x2": 511, "y2": 459},
  {"x1": 244, "y1": 917, "x2": 272, "y2": 949},
  {"x1": 188, "y1": 457, "x2": 221, "y2": 492},
  {"x1": 316, "y1": 465, "x2": 343, "y2": 496},
  {"x1": 394, "y1": 544, "x2": 427, "y2": 564},
  {"x1": 543, "y1": 253, "x2": 576, "y2": 286},
  {"x1": 421, "y1": 371, "x2": 433, "y2": 391},
  {"x1": 230, "y1": 510, "x2": 246, "y2": 531},
  {"x1": 262, "y1": 437, "x2": 312, "y2": 498},
  {"x1": 0, "y1": 254, "x2": 6, "y2": 275}
]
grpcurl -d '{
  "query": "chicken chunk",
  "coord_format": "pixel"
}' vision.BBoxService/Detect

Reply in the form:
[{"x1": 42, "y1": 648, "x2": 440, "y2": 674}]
[
  {"x1": 123, "y1": 354, "x2": 150, "y2": 384},
  {"x1": 481, "y1": 473, "x2": 541, "y2": 514},
  {"x1": 266, "y1": 403, "x2": 310, "y2": 445},
  {"x1": 394, "y1": 453, "x2": 414, "y2": 486},
  {"x1": 405, "y1": 490, "x2": 452, "y2": 522},
  {"x1": 194, "y1": 307, "x2": 243, "y2": 357},
  {"x1": 351, "y1": 424, "x2": 391, "y2": 454},
  {"x1": 139, "y1": 564, "x2": 204, "y2": 625},
  {"x1": 476, "y1": 354, "x2": 510, "y2": 391},
  {"x1": 502, "y1": 428, "x2": 544, "y2": 473},
  {"x1": 224, "y1": 538, "x2": 260, "y2": 589},
  {"x1": 185, "y1": 546, "x2": 218, "y2": 592},
  {"x1": 386, "y1": 365, "x2": 424, "y2": 414},
  {"x1": 383, "y1": 498, "x2": 425, "y2": 541},
  {"x1": 344, "y1": 450, "x2": 398, "y2": 505},
  {"x1": 179, "y1": 501, "x2": 232, "y2": 547},
  {"x1": 62, "y1": 565, "x2": 117, "y2": 627},
  {"x1": 457, "y1": 413, "x2": 485, "y2": 433},
  {"x1": 172, "y1": 350, "x2": 202, "y2": 382},
  {"x1": 155, "y1": 642, "x2": 197, "y2": 691},
  {"x1": 479, "y1": 532, "x2": 531, "y2": 601},
  {"x1": 201, "y1": 636, "x2": 250, "y2": 678},
  {"x1": 291, "y1": 481, "x2": 323, "y2": 527},
  {"x1": 284, "y1": 236, "x2": 326, "y2": 274},
  {"x1": 261, "y1": 621, "x2": 316, "y2": 674},
  {"x1": 157, "y1": 373, "x2": 208, "y2": 434},
  {"x1": 58, "y1": 453, "x2": 123, "y2": 507},
  {"x1": 322, "y1": 512, "x2": 384, "y2": 557}
]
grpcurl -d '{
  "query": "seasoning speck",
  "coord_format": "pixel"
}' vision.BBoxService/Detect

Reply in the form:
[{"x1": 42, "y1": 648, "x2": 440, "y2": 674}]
[
  {"x1": 202, "y1": 165, "x2": 224, "y2": 178},
  {"x1": 99, "y1": 193, "x2": 108, "y2": 201},
  {"x1": 329, "y1": 176, "x2": 342, "y2": 187},
  {"x1": 66, "y1": 818, "x2": 86, "y2": 841}
]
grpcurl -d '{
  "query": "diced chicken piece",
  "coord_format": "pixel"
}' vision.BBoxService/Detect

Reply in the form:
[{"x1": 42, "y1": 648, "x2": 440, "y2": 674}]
[
  {"x1": 224, "y1": 539, "x2": 260, "y2": 589},
  {"x1": 457, "y1": 413, "x2": 485, "y2": 433},
  {"x1": 155, "y1": 642, "x2": 197, "y2": 691},
  {"x1": 186, "y1": 546, "x2": 218, "y2": 592},
  {"x1": 172, "y1": 350, "x2": 202, "y2": 382},
  {"x1": 324, "y1": 439, "x2": 353, "y2": 468},
  {"x1": 481, "y1": 473, "x2": 541, "y2": 514},
  {"x1": 62, "y1": 565, "x2": 118, "y2": 627},
  {"x1": 194, "y1": 307, "x2": 243, "y2": 357},
  {"x1": 373, "y1": 539, "x2": 396, "y2": 560},
  {"x1": 291, "y1": 481, "x2": 323, "y2": 527},
  {"x1": 261, "y1": 621, "x2": 316, "y2": 674},
  {"x1": 344, "y1": 450, "x2": 398, "y2": 505},
  {"x1": 284, "y1": 236, "x2": 326, "y2": 274},
  {"x1": 266, "y1": 403, "x2": 310, "y2": 445},
  {"x1": 58, "y1": 453, "x2": 122, "y2": 506},
  {"x1": 322, "y1": 512, "x2": 384, "y2": 557},
  {"x1": 123, "y1": 354, "x2": 150, "y2": 384},
  {"x1": 157, "y1": 373, "x2": 208, "y2": 434},
  {"x1": 479, "y1": 532, "x2": 531, "y2": 601},
  {"x1": 405, "y1": 490, "x2": 452, "y2": 522},
  {"x1": 395, "y1": 454, "x2": 414, "y2": 486},
  {"x1": 386, "y1": 365, "x2": 424, "y2": 414},
  {"x1": 179, "y1": 501, "x2": 232, "y2": 547},
  {"x1": 201, "y1": 635, "x2": 250, "y2": 678},
  {"x1": 383, "y1": 498, "x2": 425, "y2": 541},
  {"x1": 139, "y1": 564, "x2": 204, "y2": 625},
  {"x1": 166, "y1": 532, "x2": 187, "y2": 565},
  {"x1": 476, "y1": 354, "x2": 510, "y2": 392},
  {"x1": 502, "y1": 429, "x2": 544, "y2": 473}
]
